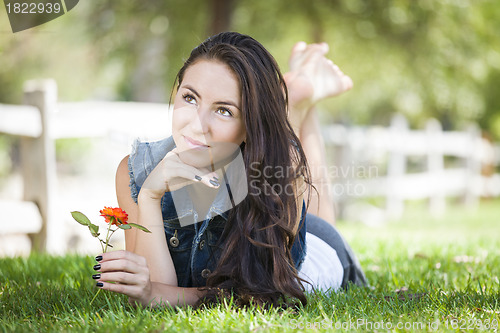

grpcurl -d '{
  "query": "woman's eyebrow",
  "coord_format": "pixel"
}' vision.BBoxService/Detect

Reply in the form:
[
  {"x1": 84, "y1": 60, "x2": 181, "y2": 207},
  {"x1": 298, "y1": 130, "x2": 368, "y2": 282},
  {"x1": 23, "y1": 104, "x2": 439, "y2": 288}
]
[
  {"x1": 215, "y1": 100, "x2": 240, "y2": 110},
  {"x1": 183, "y1": 85, "x2": 201, "y2": 99},
  {"x1": 183, "y1": 84, "x2": 240, "y2": 110}
]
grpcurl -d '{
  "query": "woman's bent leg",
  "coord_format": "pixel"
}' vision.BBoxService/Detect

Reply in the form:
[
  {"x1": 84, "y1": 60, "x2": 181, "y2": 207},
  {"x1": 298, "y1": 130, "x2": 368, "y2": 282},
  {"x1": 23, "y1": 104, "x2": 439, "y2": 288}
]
[
  {"x1": 306, "y1": 212, "x2": 368, "y2": 288},
  {"x1": 301, "y1": 108, "x2": 336, "y2": 225}
]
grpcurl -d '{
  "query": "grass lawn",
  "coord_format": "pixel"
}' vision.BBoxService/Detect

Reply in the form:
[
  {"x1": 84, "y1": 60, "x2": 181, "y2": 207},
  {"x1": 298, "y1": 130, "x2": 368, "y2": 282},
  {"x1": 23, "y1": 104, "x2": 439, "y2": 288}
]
[{"x1": 1, "y1": 200, "x2": 499, "y2": 332}]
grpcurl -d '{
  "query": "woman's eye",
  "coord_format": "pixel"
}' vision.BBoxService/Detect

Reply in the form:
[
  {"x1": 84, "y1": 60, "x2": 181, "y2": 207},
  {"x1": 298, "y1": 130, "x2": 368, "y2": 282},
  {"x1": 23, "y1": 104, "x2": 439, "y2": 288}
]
[
  {"x1": 183, "y1": 94, "x2": 196, "y2": 104},
  {"x1": 216, "y1": 107, "x2": 233, "y2": 117}
]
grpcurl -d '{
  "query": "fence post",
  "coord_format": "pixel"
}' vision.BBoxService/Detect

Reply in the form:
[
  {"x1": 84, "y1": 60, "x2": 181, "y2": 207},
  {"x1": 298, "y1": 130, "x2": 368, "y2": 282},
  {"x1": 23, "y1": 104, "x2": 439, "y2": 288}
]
[
  {"x1": 426, "y1": 118, "x2": 446, "y2": 216},
  {"x1": 21, "y1": 79, "x2": 61, "y2": 253},
  {"x1": 464, "y1": 124, "x2": 481, "y2": 207},
  {"x1": 324, "y1": 124, "x2": 352, "y2": 218},
  {"x1": 386, "y1": 114, "x2": 407, "y2": 219}
]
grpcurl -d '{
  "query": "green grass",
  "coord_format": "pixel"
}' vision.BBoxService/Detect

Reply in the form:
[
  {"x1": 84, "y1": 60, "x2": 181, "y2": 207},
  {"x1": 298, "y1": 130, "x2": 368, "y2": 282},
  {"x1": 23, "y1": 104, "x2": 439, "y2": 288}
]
[{"x1": 1, "y1": 200, "x2": 499, "y2": 332}]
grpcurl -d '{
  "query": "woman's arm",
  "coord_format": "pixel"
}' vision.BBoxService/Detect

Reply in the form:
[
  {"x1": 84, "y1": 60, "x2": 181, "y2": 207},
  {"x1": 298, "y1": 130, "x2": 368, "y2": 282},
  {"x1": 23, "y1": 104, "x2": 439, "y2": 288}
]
[
  {"x1": 94, "y1": 250, "x2": 204, "y2": 307},
  {"x1": 115, "y1": 155, "x2": 175, "y2": 285},
  {"x1": 94, "y1": 154, "x2": 216, "y2": 307},
  {"x1": 290, "y1": 144, "x2": 306, "y2": 235},
  {"x1": 293, "y1": 176, "x2": 305, "y2": 235},
  {"x1": 115, "y1": 155, "x2": 138, "y2": 253}
]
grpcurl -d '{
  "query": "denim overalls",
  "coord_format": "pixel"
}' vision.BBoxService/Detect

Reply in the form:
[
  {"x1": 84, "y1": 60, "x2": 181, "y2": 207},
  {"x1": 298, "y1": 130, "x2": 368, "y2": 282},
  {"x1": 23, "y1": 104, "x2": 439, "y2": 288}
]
[{"x1": 128, "y1": 136, "x2": 307, "y2": 287}]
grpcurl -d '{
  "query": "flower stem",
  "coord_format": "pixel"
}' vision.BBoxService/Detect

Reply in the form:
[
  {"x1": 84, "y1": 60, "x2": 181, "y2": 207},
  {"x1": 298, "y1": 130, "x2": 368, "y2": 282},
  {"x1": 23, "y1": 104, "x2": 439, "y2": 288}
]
[
  {"x1": 103, "y1": 218, "x2": 114, "y2": 253},
  {"x1": 92, "y1": 219, "x2": 114, "y2": 306},
  {"x1": 99, "y1": 239, "x2": 105, "y2": 253}
]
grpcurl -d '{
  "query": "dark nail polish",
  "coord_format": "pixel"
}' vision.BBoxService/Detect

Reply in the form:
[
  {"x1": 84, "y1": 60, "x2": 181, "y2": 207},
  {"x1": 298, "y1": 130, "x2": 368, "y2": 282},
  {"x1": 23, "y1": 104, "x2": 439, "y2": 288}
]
[
  {"x1": 194, "y1": 175, "x2": 202, "y2": 181},
  {"x1": 212, "y1": 175, "x2": 219, "y2": 181},
  {"x1": 92, "y1": 274, "x2": 101, "y2": 280},
  {"x1": 96, "y1": 282, "x2": 103, "y2": 288},
  {"x1": 95, "y1": 255, "x2": 103, "y2": 262},
  {"x1": 93, "y1": 264, "x2": 101, "y2": 271},
  {"x1": 209, "y1": 179, "x2": 220, "y2": 187}
]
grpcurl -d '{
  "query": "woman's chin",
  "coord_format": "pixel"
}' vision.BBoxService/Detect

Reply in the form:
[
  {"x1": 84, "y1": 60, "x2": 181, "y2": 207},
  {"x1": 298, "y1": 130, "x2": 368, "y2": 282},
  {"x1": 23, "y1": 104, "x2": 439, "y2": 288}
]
[
  {"x1": 177, "y1": 149, "x2": 213, "y2": 169},
  {"x1": 176, "y1": 142, "x2": 241, "y2": 169}
]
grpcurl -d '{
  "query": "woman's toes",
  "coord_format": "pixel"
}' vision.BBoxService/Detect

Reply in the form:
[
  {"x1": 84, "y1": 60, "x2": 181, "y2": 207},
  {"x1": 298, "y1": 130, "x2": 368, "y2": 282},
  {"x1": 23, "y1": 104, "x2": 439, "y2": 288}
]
[
  {"x1": 292, "y1": 41, "x2": 307, "y2": 53},
  {"x1": 343, "y1": 76, "x2": 354, "y2": 90}
]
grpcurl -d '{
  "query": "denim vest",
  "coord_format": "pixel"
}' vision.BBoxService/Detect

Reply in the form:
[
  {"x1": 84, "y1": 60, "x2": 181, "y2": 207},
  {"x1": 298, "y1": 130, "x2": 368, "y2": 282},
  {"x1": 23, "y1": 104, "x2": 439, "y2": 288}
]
[{"x1": 128, "y1": 136, "x2": 307, "y2": 287}]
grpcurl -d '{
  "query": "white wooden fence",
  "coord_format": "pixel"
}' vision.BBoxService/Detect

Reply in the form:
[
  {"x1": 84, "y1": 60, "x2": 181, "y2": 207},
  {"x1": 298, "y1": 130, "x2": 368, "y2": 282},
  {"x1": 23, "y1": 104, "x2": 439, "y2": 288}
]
[
  {"x1": 322, "y1": 114, "x2": 500, "y2": 222},
  {"x1": 0, "y1": 79, "x2": 171, "y2": 254},
  {"x1": 1, "y1": 79, "x2": 499, "y2": 254}
]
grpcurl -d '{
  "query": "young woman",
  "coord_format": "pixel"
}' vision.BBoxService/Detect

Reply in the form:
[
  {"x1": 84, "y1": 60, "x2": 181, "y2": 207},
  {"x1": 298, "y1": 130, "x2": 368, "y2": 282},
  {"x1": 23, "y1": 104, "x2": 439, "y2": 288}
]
[{"x1": 92, "y1": 32, "x2": 366, "y2": 308}]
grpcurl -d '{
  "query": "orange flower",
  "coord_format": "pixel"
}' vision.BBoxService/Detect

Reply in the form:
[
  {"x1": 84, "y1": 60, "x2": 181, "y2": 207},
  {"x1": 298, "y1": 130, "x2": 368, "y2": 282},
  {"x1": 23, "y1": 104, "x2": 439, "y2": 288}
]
[{"x1": 100, "y1": 207, "x2": 128, "y2": 226}]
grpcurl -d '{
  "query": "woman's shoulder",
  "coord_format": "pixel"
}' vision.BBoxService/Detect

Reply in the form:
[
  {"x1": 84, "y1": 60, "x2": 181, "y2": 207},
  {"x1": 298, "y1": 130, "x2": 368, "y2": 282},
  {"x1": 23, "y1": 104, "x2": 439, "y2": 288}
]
[
  {"x1": 130, "y1": 136, "x2": 176, "y2": 161},
  {"x1": 130, "y1": 136, "x2": 175, "y2": 168},
  {"x1": 128, "y1": 136, "x2": 176, "y2": 192}
]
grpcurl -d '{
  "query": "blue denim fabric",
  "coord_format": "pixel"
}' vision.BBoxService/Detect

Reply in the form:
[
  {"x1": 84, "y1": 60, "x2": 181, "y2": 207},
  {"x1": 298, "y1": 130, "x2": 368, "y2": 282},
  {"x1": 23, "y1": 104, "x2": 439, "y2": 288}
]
[{"x1": 128, "y1": 136, "x2": 307, "y2": 287}]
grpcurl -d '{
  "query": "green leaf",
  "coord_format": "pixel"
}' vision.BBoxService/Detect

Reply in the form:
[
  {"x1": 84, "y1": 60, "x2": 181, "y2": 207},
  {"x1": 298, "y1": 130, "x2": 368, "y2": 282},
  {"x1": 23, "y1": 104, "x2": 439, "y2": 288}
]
[
  {"x1": 118, "y1": 224, "x2": 132, "y2": 230},
  {"x1": 71, "y1": 211, "x2": 91, "y2": 226},
  {"x1": 127, "y1": 223, "x2": 152, "y2": 233},
  {"x1": 89, "y1": 223, "x2": 99, "y2": 237}
]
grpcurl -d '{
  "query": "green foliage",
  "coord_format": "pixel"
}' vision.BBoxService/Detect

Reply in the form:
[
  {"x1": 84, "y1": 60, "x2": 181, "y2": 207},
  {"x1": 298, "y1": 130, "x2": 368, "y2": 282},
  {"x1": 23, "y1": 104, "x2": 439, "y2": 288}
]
[
  {"x1": 71, "y1": 211, "x2": 92, "y2": 226},
  {"x1": 54, "y1": 138, "x2": 95, "y2": 172},
  {"x1": 126, "y1": 223, "x2": 151, "y2": 233},
  {"x1": 71, "y1": 211, "x2": 100, "y2": 238},
  {"x1": 1, "y1": 200, "x2": 499, "y2": 331},
  {"x1": 70, "y1": 209, "x2": 150, "y2": 254},
  {"x1": 1, "y1": 0, "x2": 500, "y2": 137}
]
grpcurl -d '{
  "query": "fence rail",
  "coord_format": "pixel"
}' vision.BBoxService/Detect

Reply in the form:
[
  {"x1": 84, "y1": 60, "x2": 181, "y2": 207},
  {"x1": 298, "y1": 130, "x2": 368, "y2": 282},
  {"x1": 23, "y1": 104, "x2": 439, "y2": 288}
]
[
  {"x1": 323, "y1": 114, "x2": 500, "y2": 221},
  {"x1": 0, "y1": 79, "x2": 171, "y2": 254}
]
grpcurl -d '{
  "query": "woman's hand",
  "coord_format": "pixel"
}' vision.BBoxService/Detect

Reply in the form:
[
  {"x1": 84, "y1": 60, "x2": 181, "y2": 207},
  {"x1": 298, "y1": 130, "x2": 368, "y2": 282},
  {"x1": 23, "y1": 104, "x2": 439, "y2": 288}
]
[
  {"x1": 140, "y1": 147, "x2": 220, "y2": 201},
  {"x1": 92, "y1": 250, "x2": 206, "y2": 307},
  {"x1": 93, "y1": 250, "x2": 154, "y2": 306}
]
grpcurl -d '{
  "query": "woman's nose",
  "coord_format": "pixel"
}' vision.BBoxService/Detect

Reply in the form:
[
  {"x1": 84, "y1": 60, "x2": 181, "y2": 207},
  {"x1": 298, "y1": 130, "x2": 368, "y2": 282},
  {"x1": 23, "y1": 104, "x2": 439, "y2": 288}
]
[{"x1": 190, "y1": 105, "x2": 210, "y2": 134}]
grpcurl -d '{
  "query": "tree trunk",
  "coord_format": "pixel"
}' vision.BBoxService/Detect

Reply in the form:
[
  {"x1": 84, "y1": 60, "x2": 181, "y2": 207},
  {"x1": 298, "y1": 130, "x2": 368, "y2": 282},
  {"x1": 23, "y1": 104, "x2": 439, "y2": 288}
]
[{"x1": 210, "y1": 0, "x2": 234, "y2": 35}]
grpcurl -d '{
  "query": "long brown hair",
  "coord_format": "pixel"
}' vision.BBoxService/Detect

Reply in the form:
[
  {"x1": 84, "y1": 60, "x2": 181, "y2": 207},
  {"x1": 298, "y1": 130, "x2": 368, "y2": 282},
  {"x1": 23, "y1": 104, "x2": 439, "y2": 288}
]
[{"x1": 175, "y1": 32, "x2": 313, "y2": 308}]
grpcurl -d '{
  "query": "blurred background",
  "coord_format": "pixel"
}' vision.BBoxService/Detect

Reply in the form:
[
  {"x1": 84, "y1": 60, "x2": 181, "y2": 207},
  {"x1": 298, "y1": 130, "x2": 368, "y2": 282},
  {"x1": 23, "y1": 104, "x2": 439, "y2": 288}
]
[{"x1": 0, "y1": 0, "x2": 499, "y2": 256}]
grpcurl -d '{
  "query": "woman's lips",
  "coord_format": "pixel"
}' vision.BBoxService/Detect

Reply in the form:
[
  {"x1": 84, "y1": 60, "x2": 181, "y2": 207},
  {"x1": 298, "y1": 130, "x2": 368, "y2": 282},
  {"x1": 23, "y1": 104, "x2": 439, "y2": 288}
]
[{"x1": 184, "y1": 135, "x2": 210, "y2": 149}]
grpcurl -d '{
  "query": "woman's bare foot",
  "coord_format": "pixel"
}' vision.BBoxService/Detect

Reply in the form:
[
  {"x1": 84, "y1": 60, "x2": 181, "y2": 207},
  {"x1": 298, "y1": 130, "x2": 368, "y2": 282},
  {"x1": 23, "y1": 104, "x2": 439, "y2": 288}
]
[{"x1": 285, "y1": 42, "x2": 353, "y2": 127}]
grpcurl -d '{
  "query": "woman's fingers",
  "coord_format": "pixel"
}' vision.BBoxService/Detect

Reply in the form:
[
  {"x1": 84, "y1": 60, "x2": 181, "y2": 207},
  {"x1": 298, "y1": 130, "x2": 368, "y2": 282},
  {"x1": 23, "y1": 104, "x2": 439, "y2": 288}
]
[
  {"x1": 97, "y1": 271, "x2": 147, "y2": 286},
  {"x1": 92, "y1": 251, "x2": 152, "y2": 300},
  {"x1": 176, "y1": 166, "x2": 220, "y2": 189},
  {"x1": 97, "y1": 250, "x2": 146, "y2": 268},
  {"x1": 167, "y1": 148, "x2": 220, "y2": 188},
  {"x1": 96, "y1": 280, "x2": 145, "y2": 300},
  {"x1": 95, "y1": 258, "x2": 143, "y2": 275},
  {"x1": 142, "y1": 146, "x2": 221, "y2": 195}
]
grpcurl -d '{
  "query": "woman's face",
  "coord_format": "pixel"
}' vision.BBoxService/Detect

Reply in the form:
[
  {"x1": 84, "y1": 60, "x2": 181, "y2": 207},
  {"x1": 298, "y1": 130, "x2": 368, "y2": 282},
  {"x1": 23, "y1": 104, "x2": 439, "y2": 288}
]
[{"x1": 172, "y1": 59, "x2": 246, "y2": 169}]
